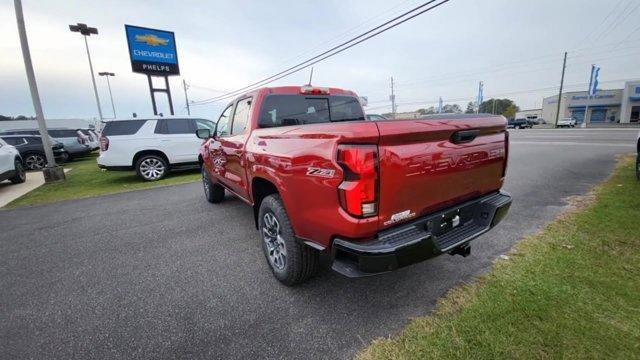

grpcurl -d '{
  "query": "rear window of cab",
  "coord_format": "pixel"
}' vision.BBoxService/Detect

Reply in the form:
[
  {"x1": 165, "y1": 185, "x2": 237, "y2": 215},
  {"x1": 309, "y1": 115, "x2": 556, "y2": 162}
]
[{"x1": 258, "y1": 95, "x2": 365, "y2": 128}]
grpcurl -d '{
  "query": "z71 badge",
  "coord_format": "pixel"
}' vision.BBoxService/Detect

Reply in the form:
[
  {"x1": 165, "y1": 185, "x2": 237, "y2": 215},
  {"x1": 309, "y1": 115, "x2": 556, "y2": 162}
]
[{"x1": 306, "y1": 167, "x2": 335, "y2": 178}]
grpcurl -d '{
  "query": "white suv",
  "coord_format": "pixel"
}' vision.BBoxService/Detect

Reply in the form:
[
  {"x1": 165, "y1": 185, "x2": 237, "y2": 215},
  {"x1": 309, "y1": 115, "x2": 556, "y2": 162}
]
[
  {"x1": 98, "y1": 116, "x2": 214, "y2": 181},
  {"x1": 0, "y1": 137, "x2": 26, "y2": 184}
]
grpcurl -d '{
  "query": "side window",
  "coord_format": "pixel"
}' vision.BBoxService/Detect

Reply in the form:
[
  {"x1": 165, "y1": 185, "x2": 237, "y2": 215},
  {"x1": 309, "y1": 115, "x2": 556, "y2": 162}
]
[
  {"x1": 102, "y1": 120, "x2": 146, "y2": 136},
  {"x1": 155, "y1": 119, "x2": 192, "y2": 134},
  {"x1": 216, "y1": 105, "x2": 233, "y2": 137},
  {"x1": 231, "y1": 98, "x2": 252, "y2": 135}
]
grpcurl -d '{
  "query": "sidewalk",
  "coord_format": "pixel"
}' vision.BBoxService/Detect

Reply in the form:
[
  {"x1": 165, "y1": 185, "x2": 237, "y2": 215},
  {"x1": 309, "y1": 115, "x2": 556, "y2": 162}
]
[{"x1": 0, "y1": 171, "x2": 45, "y2": 208}]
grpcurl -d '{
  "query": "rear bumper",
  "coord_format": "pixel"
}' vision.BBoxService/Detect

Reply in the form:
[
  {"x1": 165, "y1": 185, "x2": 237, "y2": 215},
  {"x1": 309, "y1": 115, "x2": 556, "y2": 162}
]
[{"x1": 331, "y1": 191, "x2": 512, "y2": 277}]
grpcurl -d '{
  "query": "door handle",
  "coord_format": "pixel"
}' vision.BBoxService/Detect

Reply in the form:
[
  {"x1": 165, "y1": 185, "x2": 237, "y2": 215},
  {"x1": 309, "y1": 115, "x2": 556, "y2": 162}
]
[
  {"x1": 160, "y1": 139, "x2": 170, "y2": 142},
  {"x1": 451, "y1": 130, "x2": 480, "y2": 144}
]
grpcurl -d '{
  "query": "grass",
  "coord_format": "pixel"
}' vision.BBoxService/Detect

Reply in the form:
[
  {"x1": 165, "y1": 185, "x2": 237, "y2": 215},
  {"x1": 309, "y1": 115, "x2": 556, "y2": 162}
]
[
  {"x1": 359, "y1": 156, "x2": 640, "y2": 360},
  {"x1": 5, "y1": 154, "x2": 200, "y2": 208}
]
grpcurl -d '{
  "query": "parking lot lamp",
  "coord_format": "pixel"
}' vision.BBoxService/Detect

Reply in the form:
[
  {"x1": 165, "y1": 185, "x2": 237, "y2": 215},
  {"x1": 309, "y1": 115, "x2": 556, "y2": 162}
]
[
  {"x1": 69, "y1": 23, "x2": 103, "y2": 121},
  {"x1": 99, "y1": 72, "x2": 116, "y2": 118}
]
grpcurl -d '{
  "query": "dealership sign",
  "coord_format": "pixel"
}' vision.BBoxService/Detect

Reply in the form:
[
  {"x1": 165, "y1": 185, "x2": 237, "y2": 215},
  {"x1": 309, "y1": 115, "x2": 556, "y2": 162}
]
[{"x1": 125, "y1": 25, "x2": 179, "y2": 75}]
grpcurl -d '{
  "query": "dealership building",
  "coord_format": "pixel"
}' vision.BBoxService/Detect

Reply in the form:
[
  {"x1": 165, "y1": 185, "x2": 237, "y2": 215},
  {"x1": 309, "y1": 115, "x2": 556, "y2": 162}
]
[{"x1": 541, "y1": 80, "x2": 640, "y2": 124}]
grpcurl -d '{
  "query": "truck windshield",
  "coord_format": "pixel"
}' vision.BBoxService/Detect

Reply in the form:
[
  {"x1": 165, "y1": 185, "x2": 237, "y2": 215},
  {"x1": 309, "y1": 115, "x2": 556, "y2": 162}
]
[{"x1": 258, "y1": 95, "x2": 365, "y2": 128}]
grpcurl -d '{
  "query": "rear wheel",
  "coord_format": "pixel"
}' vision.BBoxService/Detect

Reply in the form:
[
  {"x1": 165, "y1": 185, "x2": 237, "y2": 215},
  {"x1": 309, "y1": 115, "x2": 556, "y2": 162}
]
[
  {"x1": 636, "y1": 154, "x2": 639, "y2": 181},
  {"x1": 24, "y1": 153, "x2": 45, "y2": 170},
  {"x1": 259, "y1": 194, "x2": 319, "y2": 286},
  {"x1": 10, "y1": 160, "x2": 26, "y2": 184},
  {"x1": 202, "y1": 166, "x2": 225, "y2": 203},
  {"x1": 135, "y1": 155, "x2": 168, "y2": 181}
]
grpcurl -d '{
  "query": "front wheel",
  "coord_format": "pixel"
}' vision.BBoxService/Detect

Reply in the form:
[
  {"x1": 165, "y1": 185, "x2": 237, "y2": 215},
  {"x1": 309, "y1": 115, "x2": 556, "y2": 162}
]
[
  {"x1": 636, "y1": 155, "x2": 640, "y2": 181},
  {"x1": 10, "y1": 160, "x2": 26, "y2": 184},
  {"x1": 258, "y1": 194, "x2": 319, "y2": 286},
  {"x1": 135, "y1": 155, "x2": 168, "y2": 181},
  {"x1": 202, "y1": 166, "x2": 225, "y2": 203},
  {"x1": 24, "y1": 153, "x2": 45, "y2": 170}
]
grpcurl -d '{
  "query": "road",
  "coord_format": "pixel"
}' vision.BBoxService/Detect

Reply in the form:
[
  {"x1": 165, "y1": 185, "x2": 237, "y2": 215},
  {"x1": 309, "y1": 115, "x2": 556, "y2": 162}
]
[{"x1": 0, "y1": 128, "x2": 637, "y2": 359}]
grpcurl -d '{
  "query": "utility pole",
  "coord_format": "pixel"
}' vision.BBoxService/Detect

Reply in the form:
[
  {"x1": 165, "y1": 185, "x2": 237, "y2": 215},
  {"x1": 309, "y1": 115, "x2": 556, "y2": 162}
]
[
  {"x1": 14, "y1": 0, "x2": 64, "y2": 181},
  {"x1": 554, "y1": 52, "x2": 567, "y2": 128},
  {"x1": 69, "y1": 23, "x2": 103, "y2": 121},
  {"x1": 183, "y1": 79, "x2": 191, "y2": 115},
  {"x1": 99, "y1": 72, "x2": 116, "y2": 118},
  {"x1": 390, "y1": 77, "x2": 397, "y2": 119}
]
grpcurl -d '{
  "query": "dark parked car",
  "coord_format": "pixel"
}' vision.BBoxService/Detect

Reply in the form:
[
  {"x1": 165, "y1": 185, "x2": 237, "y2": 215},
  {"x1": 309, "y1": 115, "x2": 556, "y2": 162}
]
[
  {"x1": 0, "y1": 135, "x2": 67, "y2": 170},
  {"x1": 2, "y1": 128, "x2": 92, "y2": 159},
  {"x1": 507, "y1": 118, "x2": 531, "y2": 129}
]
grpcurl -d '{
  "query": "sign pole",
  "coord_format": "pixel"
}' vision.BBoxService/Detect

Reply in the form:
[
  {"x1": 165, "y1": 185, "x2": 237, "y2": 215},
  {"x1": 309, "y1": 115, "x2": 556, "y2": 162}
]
[
  {"x1": 147, "y1": 74, "x2": 158, "y2": 115},
  {"x1": 165, "y1": 76, "x2": 175, "y2": 115}
]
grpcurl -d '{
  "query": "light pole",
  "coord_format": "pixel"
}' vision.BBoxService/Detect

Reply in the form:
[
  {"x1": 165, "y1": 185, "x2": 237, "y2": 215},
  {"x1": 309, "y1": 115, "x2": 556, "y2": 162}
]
[
  {"x1": 14, "y1": 0, "x2": 64, "y2": 181},
  {"x1": 69, "y1": 23, "x2": 103, "y2": 121},
  {"x1": 99, "y1": 72, "x2": 116, "y2": 118}
]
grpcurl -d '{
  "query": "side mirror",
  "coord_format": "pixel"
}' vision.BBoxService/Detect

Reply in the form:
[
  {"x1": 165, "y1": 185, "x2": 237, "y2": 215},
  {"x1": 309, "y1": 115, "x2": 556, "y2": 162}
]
[{"x1": 196, "y1": 128, "x2": 212, "y2": 139}]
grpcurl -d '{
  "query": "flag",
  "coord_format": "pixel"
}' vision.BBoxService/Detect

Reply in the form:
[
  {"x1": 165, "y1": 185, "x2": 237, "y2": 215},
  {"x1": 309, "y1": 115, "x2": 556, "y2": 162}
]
[{"x1": 588, "y1": 65, "x2": 600, "y2": 96}]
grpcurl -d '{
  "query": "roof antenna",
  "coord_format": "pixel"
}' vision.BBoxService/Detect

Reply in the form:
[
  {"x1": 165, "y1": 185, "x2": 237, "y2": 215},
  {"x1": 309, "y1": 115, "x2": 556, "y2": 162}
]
[{"x1": 307, "y1": 67, "x2": 314, "y2": 86}]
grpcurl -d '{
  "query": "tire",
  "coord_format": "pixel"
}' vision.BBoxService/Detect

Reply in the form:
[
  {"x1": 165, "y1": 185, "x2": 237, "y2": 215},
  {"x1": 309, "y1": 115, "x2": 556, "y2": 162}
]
[
  {"x1": 202, "y1": 166, "x2": 225, "y2": 203},
  {"x1": 23, "y1": 153, "x2": 46, "y2": 170},
  {"x1": 258, "y1": 194, "x2": 319, "y2": 286},
  {"x1": 10, "y1": 159, "x2": 26, "y2": 184},
  {"x1": 135, "y1": 154, "x2": 168, "y2": 181},
  {"x1": 636, "y1": 155, "x2": 640, "y2": 181}
]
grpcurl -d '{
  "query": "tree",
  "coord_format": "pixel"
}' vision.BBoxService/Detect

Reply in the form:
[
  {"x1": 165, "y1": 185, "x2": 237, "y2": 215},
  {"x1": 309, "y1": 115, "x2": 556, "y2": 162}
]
[
  {"x1": 465, "y1": 102, "x2": 476, "y2": 114},
  {"x1": 442, "y1": 104, "x2": 462, "y2": 114},
  {"x1": 503, "y1": 104, "x2": 519, "y2": 118},
  {"x1": 479, "y1": 98, "x2": 519, "y2": 117}
]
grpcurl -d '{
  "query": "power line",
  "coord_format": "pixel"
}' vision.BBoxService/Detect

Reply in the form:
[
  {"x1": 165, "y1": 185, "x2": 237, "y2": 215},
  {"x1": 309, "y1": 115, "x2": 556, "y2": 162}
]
[{"x1": 191, "y1": 0, "x2": 451, "y2": 105}]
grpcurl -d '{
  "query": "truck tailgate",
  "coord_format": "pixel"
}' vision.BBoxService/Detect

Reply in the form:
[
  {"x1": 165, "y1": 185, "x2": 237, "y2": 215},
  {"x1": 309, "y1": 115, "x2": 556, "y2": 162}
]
[{"x1": 375, "y1": 116, "x2": 507, "y2": 230}]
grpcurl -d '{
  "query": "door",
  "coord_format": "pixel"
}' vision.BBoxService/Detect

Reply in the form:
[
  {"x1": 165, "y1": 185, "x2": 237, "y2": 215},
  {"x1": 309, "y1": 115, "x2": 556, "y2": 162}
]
[
  {"x1": 0, "y1": 140, "x2": 13, "y2": 174},
  {"x1": 155, "y1": 118, "x2": 199, "y2": 163},
  {"x1": 206, "y1": 104, "x2": 233, "y2": 184},
  {"x1": 218, "y1": 97, "x2": 252, "y2": 200},
  {"x1": 590, "y1": 109, "x2": 606, "y2": 123}
]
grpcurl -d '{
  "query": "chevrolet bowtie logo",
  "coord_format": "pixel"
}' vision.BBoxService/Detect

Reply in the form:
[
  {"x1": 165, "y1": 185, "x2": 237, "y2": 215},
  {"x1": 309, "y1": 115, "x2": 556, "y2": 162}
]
[{"x1": 135, "y1": 34, "x2": 169, "y2": 46}]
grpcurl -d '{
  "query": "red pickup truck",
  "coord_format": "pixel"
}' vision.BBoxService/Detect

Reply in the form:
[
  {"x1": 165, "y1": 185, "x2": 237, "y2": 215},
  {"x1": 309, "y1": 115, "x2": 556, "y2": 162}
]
[{"x1": 197, "y1": 85, "x2": 511, "y2": 285}]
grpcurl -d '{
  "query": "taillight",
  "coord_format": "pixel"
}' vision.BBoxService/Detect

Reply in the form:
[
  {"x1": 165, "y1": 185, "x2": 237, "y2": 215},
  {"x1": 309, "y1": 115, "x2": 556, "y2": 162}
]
[
  {"x1": 337, "y1": 144, "x2": 378, "y2": 218},
  {"x1": 100, "y1": 136, "x2": 109, "y2": 151},
  {"x1": 300, "y1": 85, "x2": 330, "y2": 95}
]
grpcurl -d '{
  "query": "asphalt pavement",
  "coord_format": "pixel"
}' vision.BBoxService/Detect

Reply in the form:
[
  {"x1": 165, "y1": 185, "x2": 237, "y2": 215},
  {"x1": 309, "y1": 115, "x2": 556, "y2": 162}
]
[{"x1": 0, "y1": 128, "x2": 637, "y2": 359}]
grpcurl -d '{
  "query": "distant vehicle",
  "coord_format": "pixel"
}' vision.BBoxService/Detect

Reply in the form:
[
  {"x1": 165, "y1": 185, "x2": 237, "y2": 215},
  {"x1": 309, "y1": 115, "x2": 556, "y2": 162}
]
[
  {"x1": 78, "y1": 129, "x2": 100, "y2": 151},
  {"x1": 1, "y1": 128, "x2": 93, "y2": 160},
  {"x1": 507, "y1": 118, "x2": 531, "y2": 129},
  {"x1": 0, "y1": 135, "x2": 67, "y2": 170},
  {"x1": 366, "y1": 114, "x2": 388, "y2": 121},
  {"x1": 0, "y1": 137, "x2": 26, "y2": 184},
  {"x1": 557, "y1": 118, "x2": 577, "y2": 128},
  {"x1": 98, "y1": 116, "x2": 215, "y2": 181}
]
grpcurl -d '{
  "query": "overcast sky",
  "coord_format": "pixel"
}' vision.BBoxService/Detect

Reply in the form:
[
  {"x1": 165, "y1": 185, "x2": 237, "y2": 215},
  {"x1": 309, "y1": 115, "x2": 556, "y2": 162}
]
[{"x1": 1, "y1": 0, "x2": 639, "y2": 119}]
